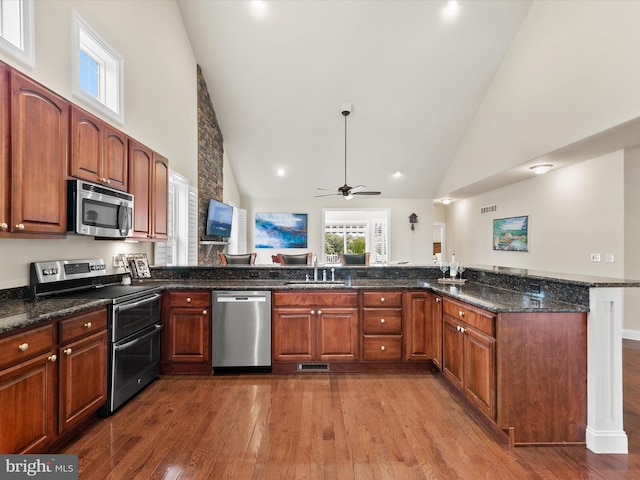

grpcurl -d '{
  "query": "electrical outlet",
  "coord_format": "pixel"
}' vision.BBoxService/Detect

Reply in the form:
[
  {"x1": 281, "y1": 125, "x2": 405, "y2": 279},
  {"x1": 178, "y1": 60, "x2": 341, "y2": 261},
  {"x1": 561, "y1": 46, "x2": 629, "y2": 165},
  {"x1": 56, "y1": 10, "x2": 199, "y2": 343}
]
[{"x1": 591, "y1": 253, "x2": 601, "y2": 262}]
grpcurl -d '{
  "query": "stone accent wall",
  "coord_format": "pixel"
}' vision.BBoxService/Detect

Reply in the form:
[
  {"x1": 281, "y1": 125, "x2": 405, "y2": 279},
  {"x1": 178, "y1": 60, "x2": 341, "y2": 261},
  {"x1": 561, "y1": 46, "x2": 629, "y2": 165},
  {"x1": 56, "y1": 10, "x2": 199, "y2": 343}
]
[{"x1": 197, "y1": 65, "x2": 224, "y2": 265}]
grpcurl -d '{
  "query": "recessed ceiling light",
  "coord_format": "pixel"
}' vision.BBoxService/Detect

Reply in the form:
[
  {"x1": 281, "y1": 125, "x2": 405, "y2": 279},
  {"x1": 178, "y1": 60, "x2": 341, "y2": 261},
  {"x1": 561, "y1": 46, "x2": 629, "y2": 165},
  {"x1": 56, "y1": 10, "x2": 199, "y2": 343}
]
[
  {"x1": 249, "y1": 0, "x2": 267, "y2": 18},
  {"x1": 392, "y1": 171, "x2": 402, "y2": 178},
  {"x1": 446, "y1": 1, "x2": 460, "y2": 13},
  {"x1": 441, "y1": 198, "x2": 453, "y2": 205},
  {"x1": 277, "y1": 168, "x2": 285, "y2": 177},
  {"x1": 530, "y1": 164, "x2": 553, "y2": 175}
]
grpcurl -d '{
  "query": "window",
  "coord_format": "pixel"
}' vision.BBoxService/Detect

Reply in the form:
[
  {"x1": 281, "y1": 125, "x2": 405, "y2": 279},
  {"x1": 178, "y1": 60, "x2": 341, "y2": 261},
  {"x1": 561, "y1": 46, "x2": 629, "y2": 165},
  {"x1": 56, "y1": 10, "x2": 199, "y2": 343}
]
[
  {"x1": 323, "y1": 209, "x2": 389, "y2": 265},
  {"x1": 155, "y1": 171, "x2": 198, "y2": 266},
  {"x1": 0, "y1": 0, "x2": 34, "y2": 67},
  {"x1": 72, "y1": 12, "x2": 123, "y2": 124}
]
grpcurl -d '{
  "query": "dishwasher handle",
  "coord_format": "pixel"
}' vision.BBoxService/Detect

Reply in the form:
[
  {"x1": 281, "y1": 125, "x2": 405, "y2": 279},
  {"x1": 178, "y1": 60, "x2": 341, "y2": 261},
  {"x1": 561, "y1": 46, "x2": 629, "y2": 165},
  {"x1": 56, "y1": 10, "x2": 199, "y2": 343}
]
[{"x1": 215, "y1": 294, "x2": 267, "y2": 303}]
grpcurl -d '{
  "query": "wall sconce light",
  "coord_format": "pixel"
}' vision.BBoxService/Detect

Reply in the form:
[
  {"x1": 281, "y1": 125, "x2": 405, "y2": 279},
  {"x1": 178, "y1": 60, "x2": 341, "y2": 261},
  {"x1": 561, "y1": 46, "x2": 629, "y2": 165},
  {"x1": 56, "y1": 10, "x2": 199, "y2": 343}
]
[
  {"x1": 409, "y1": 213, "x2": 418, "y2": 230},
  {"x1": 530, "y1": 164, "x2": 553, "y2": 175}
]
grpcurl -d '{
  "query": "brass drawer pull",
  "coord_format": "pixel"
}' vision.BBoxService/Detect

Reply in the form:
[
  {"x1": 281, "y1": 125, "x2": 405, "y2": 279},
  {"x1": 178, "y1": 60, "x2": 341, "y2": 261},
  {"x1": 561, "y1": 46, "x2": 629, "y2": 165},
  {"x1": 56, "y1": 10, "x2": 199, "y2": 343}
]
[
  {"x1": 0, "y1": 222, "x2": 7, "y2": 230},
  {"x1": 48, "y1": 355, "x2": 57, "y2": 362},
  {"x1": 435, "y1": 297, "x2": 441, "y2": 303},
  {"x1": 84, "y1": 322, "x2": 92, "y2": 328},
  {"x1": 202, "y1": 310, "x2": 208, "y2": 315},
  {"x1": 380, "y1": 345, "x2": 386, "y2": 351},
  {"x1": 380, "y1": 297, "x2": 385, "y2": 303},
  {"x1": 458, "y1": 311, "x2": 465, "y2": 318},
  {"x1": 18, "y1": 343, "x2": 29, "y2": 352},
  {"x1": 186, "y1": 297, "x2": 192, "y2": 303},
  {"x1": 64, "y1": 348, "x2": 72, "y2": 355},
  {"x1": 380, "y1": 318, "x2": 385, "y2": 324},
  {"x1": 15, "y1": 223, "x2": 25, "y2": 230}
]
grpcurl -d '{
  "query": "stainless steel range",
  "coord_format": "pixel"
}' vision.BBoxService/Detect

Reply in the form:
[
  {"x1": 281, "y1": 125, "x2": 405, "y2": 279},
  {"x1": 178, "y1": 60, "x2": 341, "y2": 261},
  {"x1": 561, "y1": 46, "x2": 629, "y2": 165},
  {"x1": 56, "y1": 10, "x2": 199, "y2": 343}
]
[{"x1": 30, "y1": 259, "x2": 162, "y2": 415}]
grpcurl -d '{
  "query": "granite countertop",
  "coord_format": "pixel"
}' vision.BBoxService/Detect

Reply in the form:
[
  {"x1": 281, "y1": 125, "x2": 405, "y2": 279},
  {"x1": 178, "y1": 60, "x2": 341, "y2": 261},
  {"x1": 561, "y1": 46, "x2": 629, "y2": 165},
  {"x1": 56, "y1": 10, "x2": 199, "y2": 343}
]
[{"x1": 0, "y1": 278, "x2": 587, "y2": 336}]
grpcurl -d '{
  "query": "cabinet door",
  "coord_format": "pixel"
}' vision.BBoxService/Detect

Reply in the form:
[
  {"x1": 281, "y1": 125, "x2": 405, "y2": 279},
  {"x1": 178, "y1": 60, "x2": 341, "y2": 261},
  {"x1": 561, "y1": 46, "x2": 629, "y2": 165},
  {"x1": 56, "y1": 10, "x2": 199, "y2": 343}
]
[
  {"x1": 442, "y1": 316, "x2": 464, "y2": 389},
  {"x1": 0, "y1": 352, "x2": 57, "y2": 453},
  {"x1": 11, "y1": 71, "x2": 68, "y2": 234},
  {"x1": 58, "y1": 331, "x2": 107, "y2": 434},
  {"x1": 431, "y1": 294, "x2": 443, "y2": 368},
  {"x1": 464, "y1": 327, "x2": 496, "y2": 420},
  {"x1": 0, "y1": 63, "x2": 9, "y2": 235},
  {"x1": 128, "y1": 139, "x2": 153, "y2": 239},
  {"x1": 103, "y1": 125, "x2": 128, "y2": 191},
  {"x1": 405, "y1": 292, "x2": 431, "y2": 361},
  {"x1": 165, "y1": 307, "x2": 211, "y2": 364},
  {"x1": 70, "y1": 105, "x2": 103, "y2": 184},
  {"x1": 152, "y1": 152, "x2": 169, "y2": 240},
  {"x1": 272, "y1": 308, "x2": 314, "y2": 362},
  {"x1": 317, "y1": 307, "x2": 358, "y2": 362}
]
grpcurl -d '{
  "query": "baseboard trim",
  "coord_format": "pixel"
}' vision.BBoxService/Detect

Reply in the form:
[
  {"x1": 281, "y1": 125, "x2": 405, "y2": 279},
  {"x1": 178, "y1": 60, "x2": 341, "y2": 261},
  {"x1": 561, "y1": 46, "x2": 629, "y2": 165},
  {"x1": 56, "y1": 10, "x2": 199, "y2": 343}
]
[{"x1": 622, "y1": 329, "x2": 640, "y2": 341}]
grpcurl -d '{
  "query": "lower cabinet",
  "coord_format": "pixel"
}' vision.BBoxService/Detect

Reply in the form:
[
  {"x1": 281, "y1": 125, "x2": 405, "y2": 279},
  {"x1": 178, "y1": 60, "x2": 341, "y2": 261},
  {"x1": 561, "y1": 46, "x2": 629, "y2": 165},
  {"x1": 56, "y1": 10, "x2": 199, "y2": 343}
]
[
  {"x1": 442, "y1": 298, "x2": 496, "y2": 420},
  {"x1": 162, "y1": 291, "x2": 211, "y2": 374},
  {"x1": 0, "y1": 308, "x2": 107, "y2": 454},
  {"x1": 362, "y1": 291, "x2": 403, "y2": 361},
  {"x1": 272, "y1": 291, "x2": 359, "y2": 364}
]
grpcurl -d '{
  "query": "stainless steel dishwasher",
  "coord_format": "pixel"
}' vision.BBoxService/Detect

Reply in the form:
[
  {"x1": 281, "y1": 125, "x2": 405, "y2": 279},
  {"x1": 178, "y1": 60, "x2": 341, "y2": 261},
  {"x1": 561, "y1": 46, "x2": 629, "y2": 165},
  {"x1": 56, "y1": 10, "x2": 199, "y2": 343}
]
[{"x1": 212, "y1": 291, "x2": 272, "y2": 371}]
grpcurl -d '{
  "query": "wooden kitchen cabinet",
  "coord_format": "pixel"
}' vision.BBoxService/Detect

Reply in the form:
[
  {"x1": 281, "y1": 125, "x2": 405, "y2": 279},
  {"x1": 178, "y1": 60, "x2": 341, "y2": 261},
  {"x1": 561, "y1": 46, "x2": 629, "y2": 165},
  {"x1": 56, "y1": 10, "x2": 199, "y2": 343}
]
[
  {"x1": 0, "y1": 324, "x2": 57, "y2": 453},
  {"x1": 442, "y1": 298, "x2": 496, "y2": 420},
  {"x1": 70, "y1": 105, "x2": 128, "y2": 191},
  {"x1": 430, "y1": 293, "x2": 443, "y2": 369},
  {"x1": 0, "y1": 308, "x2": 108, "y2": 454},
  {"x1": 128, "y1": 139, "x2": 169, "y2": 241},
  {"x1": 362, "y1": 291, "x2": 403, "y2": 361},
  {"x1": 162, "y1": 291, "x2": 211, "y2": 374},
  {"x1": 58, "y1": 309, "x2": 107, "y2": 434},
  {"x1": 9, "y1": 70, "x2": 68, "y2": 235},
  {"x1": 272, "y1": 291, "x2": 359, "y2": 365},
  {"x1": 404, "y1": 291, "x2": 437, "y2": 362}
]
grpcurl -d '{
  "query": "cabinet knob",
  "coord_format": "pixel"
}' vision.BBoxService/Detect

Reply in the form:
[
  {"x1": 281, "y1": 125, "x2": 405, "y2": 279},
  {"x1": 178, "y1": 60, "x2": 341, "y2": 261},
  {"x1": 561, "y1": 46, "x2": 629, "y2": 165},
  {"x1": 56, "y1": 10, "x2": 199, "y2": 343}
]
[
  {"x1": 317, "y1": 310, "x2": 322, "y2": 315},
  {"x1": 380, "y1": 297, "x2": 385, "y2": 303},
  {"x1": 0, "y1": 222, "x2": 7, "y2": 231},
  {"x1": 18, "y1": 343, "x2": 29, "y2": 352},
  {"x1": 380, "y1": 345, "x2": 386, "y2": 351},
  {"x1": 84, "y1": 322, "x2": 92, "y2": 328},
  {"x1": 48, "y1": 354, "x2": 57, "y2": 362},
  {"x1": 186, "y1": 297, "x2": 192, "y2": 303},
  {"x1": 380, "y1": 318, "x2": 385, "y2": 324},
  {"x1": 458, "y1": 311, "x2": 465, "y2": 318},
  {"x1": 435, "y1": 297, "x2": 441, "y2": 303},
  {"x1": 310, "y1": 310, "x2": 315, "y2": 315},
  {"x1": 15, "y1": 223, "x2": 25, "y2": 230},
  {"x1": 64, "y1": 348, "x2": 72, "y2": 355},
  {"x1": 456, "y1": 325, "x2": 466, "y2": 333},
  {"x1": 202, "y1": 310, "x2": 208, "y2": 315}
]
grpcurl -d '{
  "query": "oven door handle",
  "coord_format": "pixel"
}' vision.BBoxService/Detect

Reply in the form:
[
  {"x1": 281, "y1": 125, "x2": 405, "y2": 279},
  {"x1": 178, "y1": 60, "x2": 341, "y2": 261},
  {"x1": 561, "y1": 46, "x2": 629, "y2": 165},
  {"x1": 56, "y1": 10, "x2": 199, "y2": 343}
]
[
  {"x1": 114, "y1": 293, "x2": 161, "y2": 313},
  {"x1": 114, "y1": 324, "x2": 163, "y2": 351}
]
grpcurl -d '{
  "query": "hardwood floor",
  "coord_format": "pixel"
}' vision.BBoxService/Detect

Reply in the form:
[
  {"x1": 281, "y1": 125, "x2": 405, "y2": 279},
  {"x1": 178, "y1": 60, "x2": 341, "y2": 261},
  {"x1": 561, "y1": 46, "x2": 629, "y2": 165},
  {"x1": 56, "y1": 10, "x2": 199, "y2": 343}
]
[{"x1": 60, "y1": 341, "x2": 640, "y2": 479}]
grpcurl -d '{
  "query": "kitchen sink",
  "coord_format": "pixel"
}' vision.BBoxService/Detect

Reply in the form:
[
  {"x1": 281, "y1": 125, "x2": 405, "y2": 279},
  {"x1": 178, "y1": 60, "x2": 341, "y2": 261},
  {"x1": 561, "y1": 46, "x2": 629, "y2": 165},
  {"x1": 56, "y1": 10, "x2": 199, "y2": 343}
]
[{"x1": 284, "y1": 281, "x2": 346, "y2": 287}]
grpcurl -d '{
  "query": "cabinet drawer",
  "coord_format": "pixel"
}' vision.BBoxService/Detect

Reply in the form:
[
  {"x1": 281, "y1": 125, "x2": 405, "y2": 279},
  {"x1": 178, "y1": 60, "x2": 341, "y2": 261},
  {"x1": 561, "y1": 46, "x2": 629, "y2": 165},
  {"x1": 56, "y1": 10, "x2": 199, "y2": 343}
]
[
  {"x1": 362, "y1": 291, "x2": 403, "y2": 308},
  {"x1": 363, "y1": 308, "x2": 402, "y2": 334},
  {"x1": 273, "y1": 291, "x2": 358, "y2": 308},
  {"x1": 0, "y1": 324, "x2": 55, "y2": 370},
  {"x1": 59, "y1": 308, "x2": 107, "y2": 344},
  {"x1": 443, "y1": 299, "x2": 495, "y2": 337},
  {"x1": 167, "y1": 291, "x2": 210, "y2": 308},
  {"x1": 363, "y1": 336, "x2": 402, "y2": 361}
]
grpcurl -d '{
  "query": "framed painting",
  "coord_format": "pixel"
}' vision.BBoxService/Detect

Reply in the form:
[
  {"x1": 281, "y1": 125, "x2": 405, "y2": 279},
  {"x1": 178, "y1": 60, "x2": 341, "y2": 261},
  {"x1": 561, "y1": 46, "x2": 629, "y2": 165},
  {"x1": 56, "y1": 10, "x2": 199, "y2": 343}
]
[
  {"x1": 493, "y1": 215, "x2": 528, "y2": 252},
  {"x1": 255, "y1": 213, "x2": 308, "y2": 248}
]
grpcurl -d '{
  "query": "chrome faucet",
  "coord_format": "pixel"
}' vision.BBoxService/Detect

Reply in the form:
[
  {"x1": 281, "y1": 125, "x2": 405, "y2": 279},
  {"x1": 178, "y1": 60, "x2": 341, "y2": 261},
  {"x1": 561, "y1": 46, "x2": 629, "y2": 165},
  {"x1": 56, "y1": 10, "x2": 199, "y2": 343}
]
[{"x1": 313, "y1": 255, "x2": 318, "y2": 281}]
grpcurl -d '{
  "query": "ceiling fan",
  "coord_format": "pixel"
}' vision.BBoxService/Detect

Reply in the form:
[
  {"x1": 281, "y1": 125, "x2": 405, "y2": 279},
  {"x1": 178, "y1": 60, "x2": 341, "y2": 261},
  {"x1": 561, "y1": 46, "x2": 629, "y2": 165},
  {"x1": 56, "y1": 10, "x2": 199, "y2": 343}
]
[{"x1": 316, "y1": 104, "x2": 381, "y2": 200}]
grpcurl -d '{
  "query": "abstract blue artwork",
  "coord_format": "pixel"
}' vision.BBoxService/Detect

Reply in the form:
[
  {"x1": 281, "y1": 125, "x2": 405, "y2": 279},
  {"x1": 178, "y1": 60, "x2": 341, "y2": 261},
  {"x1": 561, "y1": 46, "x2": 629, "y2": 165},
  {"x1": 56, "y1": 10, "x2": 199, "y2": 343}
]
[{"x1": 255, "y1": 213, "x2": 308, "y2": 248}]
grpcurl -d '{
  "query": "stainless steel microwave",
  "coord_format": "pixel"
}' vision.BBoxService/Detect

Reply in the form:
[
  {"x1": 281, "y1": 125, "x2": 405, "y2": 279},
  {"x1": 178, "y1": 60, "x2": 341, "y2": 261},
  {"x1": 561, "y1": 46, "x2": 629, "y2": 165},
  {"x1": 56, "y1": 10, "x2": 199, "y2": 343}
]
[{"x1": 67, "y1": 180, "x2": 134, "y2": 238}]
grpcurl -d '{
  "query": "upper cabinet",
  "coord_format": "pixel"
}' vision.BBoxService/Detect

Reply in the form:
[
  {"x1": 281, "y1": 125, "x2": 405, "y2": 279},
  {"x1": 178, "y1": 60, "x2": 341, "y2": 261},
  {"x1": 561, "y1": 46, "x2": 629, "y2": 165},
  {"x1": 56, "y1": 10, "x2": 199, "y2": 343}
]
[
  {"x1": 9, "y1": 70, "x2": 68, "y2": 236},
  {"x1": 128, "y1": 139, "x2": 169, "y2": 241},
  {"x1": 70, "y1": 105, "x2": 128, "y2": 191}
]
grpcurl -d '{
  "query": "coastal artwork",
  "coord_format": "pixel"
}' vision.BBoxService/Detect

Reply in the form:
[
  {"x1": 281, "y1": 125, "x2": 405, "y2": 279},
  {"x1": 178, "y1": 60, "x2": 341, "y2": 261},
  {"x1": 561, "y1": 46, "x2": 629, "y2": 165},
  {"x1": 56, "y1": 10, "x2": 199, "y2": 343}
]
[
  {"x1": 255, "y1": 213, "x2": 308, "y2": 248},
  {"x1": 493, "y1": 215, "x2": 528, "y2": 252}
]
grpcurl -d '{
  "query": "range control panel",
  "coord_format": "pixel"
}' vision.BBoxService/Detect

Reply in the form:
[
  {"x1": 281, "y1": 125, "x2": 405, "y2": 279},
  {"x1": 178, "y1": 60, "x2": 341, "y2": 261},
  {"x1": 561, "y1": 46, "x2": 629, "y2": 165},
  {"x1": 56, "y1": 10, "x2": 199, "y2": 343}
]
[{"x1": 31, "y1": 259, "x2": 106, "y2": 284}]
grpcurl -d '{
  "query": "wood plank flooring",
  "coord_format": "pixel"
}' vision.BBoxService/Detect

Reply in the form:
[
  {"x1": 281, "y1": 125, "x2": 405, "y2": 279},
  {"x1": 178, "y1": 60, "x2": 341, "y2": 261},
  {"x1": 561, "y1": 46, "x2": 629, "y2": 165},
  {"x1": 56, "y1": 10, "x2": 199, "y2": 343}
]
[{"x1": 60, "y1": 340, "x2": 640, "y2": 479}]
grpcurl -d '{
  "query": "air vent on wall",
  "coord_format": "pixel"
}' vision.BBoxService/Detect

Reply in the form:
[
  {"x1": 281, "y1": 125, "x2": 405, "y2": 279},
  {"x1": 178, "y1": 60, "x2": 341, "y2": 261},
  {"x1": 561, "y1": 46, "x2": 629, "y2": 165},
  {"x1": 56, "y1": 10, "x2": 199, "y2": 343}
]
[{"x1": 480, "y1": 204, "x2": 497, "y2": 214}]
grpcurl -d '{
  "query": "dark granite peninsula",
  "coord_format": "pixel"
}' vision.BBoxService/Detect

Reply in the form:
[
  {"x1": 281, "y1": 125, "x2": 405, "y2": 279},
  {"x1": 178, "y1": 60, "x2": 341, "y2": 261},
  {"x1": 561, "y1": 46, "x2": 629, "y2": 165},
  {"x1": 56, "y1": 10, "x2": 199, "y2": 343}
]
[{"x1": 0, "y1": 263, "x2": 636, "y2": 454}]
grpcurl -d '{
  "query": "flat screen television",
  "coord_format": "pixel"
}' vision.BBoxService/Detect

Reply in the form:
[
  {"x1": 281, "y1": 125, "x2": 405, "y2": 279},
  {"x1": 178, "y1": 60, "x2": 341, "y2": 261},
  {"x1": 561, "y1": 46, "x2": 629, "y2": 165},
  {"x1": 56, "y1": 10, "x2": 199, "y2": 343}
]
[{"x1": 205, "y1": 199, "x2": 233, "y2": 238}]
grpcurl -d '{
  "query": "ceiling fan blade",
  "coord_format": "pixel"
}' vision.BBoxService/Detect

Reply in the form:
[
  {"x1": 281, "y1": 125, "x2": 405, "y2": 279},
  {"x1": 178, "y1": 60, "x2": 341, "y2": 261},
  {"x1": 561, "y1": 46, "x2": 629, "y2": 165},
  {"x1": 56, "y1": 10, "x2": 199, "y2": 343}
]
[
  {"x1": 315, "y1": 192, "x2": 340, "y2": 197},
  {"x1": 350, "y1": 185, "x2": 367, "y2": 192},
  {"x1": 317, "y1": 187, "x2": 337, "y2": 192},
  {"x1": 353, "y1": 191, "x2": 381, "y2": 196}
]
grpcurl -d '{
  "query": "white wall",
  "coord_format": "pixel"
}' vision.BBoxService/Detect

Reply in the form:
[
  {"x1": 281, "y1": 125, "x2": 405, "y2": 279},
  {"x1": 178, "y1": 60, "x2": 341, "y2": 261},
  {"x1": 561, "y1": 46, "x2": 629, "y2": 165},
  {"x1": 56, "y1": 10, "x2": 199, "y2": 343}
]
[
  {"x1": 624, "y1": 148, "x2": 640, "y2": 334},
  {"x1": 243, "y1": 197, "x2": 433, "y2": 265},
  {"x1": 0, "y1": 0, "x2": 197, "y2": 289},
  {"x1": 446, "y1": 151, "x2": 625, "y2": 277},
  {"x1": 438, "y1": 0, "x2": 640, "y2": 197}
]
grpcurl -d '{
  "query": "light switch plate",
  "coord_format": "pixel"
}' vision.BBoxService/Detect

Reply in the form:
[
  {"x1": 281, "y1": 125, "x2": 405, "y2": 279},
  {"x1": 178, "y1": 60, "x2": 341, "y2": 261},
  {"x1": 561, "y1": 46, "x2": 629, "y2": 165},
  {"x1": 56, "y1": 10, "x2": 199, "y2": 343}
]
[
  {"x1": 606, "y1": 253, "x2": 615, "y2": 263},
  {"x1": 591, "y1": 253, "x2": 601, "y2": 262}
]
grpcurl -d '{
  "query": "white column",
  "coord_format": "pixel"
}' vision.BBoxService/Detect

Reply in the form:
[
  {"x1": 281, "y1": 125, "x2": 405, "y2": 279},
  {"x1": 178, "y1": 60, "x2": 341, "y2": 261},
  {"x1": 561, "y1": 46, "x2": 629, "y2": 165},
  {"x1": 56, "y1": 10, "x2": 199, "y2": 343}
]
[{"x1": 586, "y1": 287, "x2": 628, "y2": 454}]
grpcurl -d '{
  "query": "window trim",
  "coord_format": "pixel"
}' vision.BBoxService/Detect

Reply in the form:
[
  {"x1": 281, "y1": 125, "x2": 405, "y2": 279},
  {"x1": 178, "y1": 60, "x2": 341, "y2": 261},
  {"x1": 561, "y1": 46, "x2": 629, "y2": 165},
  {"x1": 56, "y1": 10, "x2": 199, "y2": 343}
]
[
  {"x1": 71, "y1": 11, "x2": 124, "y2": 125},
  {"x1": 0, "y1": 0, "x2": 35, "y2": 68}
]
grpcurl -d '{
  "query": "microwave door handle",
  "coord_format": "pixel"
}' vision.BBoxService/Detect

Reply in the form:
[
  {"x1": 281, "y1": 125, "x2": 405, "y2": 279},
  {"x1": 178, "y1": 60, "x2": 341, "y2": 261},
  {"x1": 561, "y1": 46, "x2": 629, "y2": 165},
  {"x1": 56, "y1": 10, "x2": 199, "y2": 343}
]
[{"x1": 118, "y1": 202, "x2": 131, "y2": 236}]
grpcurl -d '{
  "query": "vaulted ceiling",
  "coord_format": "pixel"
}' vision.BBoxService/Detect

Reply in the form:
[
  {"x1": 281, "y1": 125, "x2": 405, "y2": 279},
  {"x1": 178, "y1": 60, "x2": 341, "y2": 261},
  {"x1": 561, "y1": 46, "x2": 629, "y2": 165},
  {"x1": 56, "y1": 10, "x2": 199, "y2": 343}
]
[{"x1": 178, "y1": 0, "x2": 532, "y2": 200}]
